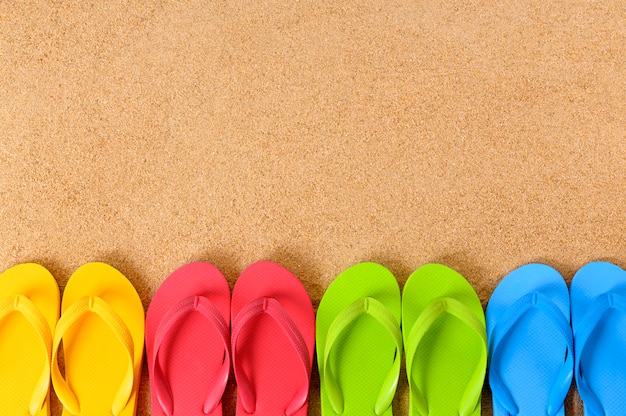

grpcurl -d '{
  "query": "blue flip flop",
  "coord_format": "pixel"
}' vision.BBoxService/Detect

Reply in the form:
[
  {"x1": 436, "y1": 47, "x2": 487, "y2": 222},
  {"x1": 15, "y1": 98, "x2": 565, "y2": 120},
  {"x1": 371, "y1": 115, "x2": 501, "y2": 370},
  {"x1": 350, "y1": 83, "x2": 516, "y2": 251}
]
[
  {"x1": 571, "y1": 261, "x2": 626, "y2": 416},
  {"x1": 486, "y1": 263, "x2": 573, "y2": 416}
]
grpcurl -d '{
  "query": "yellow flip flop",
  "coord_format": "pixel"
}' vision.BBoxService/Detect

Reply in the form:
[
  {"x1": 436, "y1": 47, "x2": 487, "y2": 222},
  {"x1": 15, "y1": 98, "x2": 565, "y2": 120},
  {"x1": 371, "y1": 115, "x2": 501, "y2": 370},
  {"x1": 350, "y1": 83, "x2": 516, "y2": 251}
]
[
  {"x1": 0, "y1": 263, "x2": 59, "y2": 416},
  {"x1": 51, "y1": 262, "x2": 144, "y2": 416}
]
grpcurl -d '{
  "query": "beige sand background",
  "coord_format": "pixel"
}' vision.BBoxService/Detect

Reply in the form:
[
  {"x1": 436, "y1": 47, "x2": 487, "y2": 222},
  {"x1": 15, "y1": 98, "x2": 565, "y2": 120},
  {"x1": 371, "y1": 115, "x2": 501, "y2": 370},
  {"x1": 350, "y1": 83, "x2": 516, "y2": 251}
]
[{"x1": 1, "y1": 1, "x2": 625, "y2": 415}]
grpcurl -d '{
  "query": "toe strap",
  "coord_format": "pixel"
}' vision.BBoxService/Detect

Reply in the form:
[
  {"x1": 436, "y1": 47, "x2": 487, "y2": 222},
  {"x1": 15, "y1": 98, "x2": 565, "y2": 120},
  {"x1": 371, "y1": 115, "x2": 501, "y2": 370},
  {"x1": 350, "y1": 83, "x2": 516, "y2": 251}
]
[
  {"x1": 0, "y1": 295, "x2": 53, "y2": 416},
  {"x1": 51, "y1": 296, "x2": 135, "y2": 416},
  {"x1": 405, "y1": 297, "x2": 487, "y2": 416},
  {"x1": 321, "y1": 297, "x2": 403, "y2": 416},
  {"x1": 489, "y1": 292, "x2": 573, "y2": 416}
]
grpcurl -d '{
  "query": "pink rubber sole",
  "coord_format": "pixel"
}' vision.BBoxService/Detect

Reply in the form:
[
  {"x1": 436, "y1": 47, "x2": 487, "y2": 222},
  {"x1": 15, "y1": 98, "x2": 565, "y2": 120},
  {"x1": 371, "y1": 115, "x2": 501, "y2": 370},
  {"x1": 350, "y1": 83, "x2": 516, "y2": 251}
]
[
  {"x1": 231, "y1": 261, "x2": 315, "y2": 416},
  {"x1": 146, "y1": 262, "x2": 230, "y2": 416}
]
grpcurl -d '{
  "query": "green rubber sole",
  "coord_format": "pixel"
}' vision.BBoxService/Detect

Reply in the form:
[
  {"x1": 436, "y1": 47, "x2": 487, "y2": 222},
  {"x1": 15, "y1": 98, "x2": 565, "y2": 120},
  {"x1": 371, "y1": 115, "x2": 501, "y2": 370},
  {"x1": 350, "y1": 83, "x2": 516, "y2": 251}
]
[{"x1": 317, "y1": 262, "x2": 402, "y2": 416}]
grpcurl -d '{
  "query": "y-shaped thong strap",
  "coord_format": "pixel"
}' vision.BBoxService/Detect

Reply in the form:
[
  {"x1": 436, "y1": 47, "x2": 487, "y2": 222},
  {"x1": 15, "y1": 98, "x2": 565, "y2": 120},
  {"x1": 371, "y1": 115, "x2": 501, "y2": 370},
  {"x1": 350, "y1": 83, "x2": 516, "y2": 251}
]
[{"x1": 151, "y1": 296, "x2": 230, "y2": 416}]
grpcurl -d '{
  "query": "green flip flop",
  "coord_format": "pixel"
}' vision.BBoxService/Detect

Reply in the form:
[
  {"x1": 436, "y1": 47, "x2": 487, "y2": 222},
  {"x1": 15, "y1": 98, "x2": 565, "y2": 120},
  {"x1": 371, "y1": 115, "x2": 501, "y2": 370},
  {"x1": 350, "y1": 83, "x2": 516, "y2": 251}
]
[
  {"x1": 317, "y1": 262, "x2": 402, "y2": 416},
  {"x1": 402, "y1": 264, "x2": 487, "y2": 416}
]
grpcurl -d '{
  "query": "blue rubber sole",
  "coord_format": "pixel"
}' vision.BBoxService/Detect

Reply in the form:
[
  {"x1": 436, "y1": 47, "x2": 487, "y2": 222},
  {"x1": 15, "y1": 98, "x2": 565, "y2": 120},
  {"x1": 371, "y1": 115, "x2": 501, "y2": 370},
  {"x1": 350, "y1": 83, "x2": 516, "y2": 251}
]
[
  {"x1": 487, "y1": 263, "x2": 572, "y2": 416},
  {"x1": 571, "y1": 261, "x2": 626, "y2": 416}
]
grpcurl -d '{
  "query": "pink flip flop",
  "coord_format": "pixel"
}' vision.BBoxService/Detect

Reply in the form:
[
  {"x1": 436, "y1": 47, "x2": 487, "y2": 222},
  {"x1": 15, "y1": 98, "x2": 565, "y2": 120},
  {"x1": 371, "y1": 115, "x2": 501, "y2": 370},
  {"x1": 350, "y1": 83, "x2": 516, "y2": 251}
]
[
  {"x1": 231, "y1": 261, "x2": 315, "y2": 416},
  {"x1": 146, "y1": 262, "x2": 231, "y2": 416}
]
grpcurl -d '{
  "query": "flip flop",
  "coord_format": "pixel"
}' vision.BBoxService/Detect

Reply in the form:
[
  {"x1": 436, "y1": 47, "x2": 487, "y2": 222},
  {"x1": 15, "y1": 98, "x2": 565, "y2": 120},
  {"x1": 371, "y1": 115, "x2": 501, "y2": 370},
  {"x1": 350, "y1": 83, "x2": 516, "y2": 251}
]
[
  {"x1": 317, "y1": 262, "x2": 402, "y2": 416},
  {"x1": 146, "y1": 262, "x2": 231, "y2": 416},
  {"x1": 402, "y1": 263, "x2": 486, "y2": 416},
  {"x1": 51, "y1": 262, "x2": 145, "y2": 416},
  {"x1": 231, "y1": 261, "x2": 315, "y2": 416},
  {"x1": 487, "y1": 263, "x2": 573, "y2": 416},
  {"x1": 0, "y1": 263, "x2": 59, "y2": 416},
  {"x1": 571, "y1": 261, "x2": 626, "y2": 416}
]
